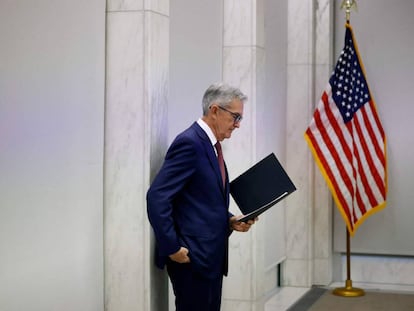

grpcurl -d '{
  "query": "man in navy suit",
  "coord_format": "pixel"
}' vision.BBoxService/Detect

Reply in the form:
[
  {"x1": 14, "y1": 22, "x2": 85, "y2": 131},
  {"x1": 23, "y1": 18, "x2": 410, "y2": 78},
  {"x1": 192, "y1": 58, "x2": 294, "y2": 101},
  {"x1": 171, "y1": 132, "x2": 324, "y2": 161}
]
[{"x1": 147, "y1": 83, "x2": 256, "y2": 311}]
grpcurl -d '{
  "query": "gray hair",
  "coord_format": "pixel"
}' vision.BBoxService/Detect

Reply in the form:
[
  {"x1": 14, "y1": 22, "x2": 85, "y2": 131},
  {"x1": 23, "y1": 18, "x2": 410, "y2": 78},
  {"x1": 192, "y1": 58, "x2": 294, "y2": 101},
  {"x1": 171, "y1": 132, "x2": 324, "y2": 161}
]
[{"x1": 202, "y1": 82, "x2": 247, "y2": 115}]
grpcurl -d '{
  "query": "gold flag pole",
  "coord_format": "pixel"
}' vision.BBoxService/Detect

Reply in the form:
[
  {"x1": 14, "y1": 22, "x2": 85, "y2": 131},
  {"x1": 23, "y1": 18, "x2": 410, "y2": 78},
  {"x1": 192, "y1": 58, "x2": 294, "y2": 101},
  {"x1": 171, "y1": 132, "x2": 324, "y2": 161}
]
[
  {"x1": 333, "y1": 1, "x2": 364, "y2": 297},
  {"x1": 332, "y1": 228, "x2": 365, "y2": 297}
]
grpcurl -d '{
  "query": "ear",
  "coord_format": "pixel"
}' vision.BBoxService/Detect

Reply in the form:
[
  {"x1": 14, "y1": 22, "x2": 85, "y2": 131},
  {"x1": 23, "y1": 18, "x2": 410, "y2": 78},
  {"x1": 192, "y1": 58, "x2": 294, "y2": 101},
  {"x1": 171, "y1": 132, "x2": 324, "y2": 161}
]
[{"x1": 209, "y1": 104, "x2": 219, "y2": 118}]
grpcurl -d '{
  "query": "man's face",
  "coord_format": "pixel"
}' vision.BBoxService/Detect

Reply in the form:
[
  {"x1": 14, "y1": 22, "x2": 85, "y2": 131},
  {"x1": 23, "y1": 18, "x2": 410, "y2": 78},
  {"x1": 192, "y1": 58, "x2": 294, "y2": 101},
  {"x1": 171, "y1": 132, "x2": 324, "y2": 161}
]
[{"x1": 212, "y1": 99, "x2": 244, "y2": 141}]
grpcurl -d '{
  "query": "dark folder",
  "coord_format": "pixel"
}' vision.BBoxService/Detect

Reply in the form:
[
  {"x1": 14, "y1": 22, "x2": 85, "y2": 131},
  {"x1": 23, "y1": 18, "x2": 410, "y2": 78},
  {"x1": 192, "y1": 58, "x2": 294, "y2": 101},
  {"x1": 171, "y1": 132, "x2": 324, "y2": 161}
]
[{"x1": 230, "y1": 153, "x2": 296, "y2": 222}]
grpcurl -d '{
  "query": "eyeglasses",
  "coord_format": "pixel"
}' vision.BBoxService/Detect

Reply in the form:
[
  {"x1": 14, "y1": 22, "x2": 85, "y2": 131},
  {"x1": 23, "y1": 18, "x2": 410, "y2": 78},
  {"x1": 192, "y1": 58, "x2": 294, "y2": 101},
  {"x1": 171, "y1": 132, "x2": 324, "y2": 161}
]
[{"x1": 217, "y1": 106, "x2": 243, "y2": 123}]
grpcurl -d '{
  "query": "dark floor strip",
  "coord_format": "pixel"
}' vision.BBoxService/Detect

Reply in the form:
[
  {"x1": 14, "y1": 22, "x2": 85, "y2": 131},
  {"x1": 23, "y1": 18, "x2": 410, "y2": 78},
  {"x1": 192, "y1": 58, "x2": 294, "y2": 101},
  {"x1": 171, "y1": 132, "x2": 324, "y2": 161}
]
[{"x1": 286, "y1": 287, "x2": 328, "y2": 311}]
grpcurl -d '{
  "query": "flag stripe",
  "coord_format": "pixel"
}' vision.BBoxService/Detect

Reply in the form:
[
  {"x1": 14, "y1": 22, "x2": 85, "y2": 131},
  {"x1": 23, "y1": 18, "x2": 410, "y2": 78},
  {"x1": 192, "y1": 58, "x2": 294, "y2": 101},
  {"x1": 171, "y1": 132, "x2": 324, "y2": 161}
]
[
  {"x1": 305, "y1": 125, "x2": 354, "y2": 230},
  {"x1": 352, "y1": 113, "x2": 381, "y2": 206},
  {"x1": 355, "y1": 109, "x2": 385, "y2": 202},
  {"x1": 320, "y1": 93, "x2": 355, "y2": 199}
]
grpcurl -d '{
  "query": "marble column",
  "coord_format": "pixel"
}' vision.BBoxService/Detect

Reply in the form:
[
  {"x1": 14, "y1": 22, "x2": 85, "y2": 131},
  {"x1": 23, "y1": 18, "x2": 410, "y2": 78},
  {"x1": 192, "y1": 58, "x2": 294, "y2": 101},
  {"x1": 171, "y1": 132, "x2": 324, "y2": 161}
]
[
  {"x1": 104, "y1": 1, "x2": 169, "y2": 310},
  {"x1": 221, "y1": 1, "x2": 270, "y2": 310},
  {"x1": 284, "y1": 0, "x2": 334, "y2": 287}
]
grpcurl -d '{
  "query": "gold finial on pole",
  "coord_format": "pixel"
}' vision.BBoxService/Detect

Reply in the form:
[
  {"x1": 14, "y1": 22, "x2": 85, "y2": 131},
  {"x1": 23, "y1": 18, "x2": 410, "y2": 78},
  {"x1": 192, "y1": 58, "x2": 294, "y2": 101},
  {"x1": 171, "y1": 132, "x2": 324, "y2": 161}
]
[{"x1": 340, "y1": 0, "x2": 358, "y2": 24}]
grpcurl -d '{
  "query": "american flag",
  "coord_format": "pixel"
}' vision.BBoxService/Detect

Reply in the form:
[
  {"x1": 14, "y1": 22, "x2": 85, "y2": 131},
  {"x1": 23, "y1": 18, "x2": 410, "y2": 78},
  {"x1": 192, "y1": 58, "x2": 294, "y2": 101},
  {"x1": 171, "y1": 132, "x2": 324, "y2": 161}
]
[{"x1": 305, "y1": 25, "x2": 387, "y2": 236}]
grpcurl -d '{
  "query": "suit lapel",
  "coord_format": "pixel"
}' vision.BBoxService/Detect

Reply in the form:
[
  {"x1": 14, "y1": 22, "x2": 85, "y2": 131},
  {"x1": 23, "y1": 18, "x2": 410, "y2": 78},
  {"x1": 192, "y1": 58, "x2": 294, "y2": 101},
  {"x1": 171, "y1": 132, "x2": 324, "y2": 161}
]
[{"x1": 192, "y1": 122, "x2": 227, "y2": 196}]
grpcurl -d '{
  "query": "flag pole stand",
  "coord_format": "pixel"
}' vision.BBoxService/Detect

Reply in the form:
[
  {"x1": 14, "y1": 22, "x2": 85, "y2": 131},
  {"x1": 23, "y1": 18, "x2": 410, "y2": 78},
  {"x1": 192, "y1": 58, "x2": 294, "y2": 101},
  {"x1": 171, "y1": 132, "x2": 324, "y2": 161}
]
[{"x1": 332, "y1": 228, "x2": 365, "y2": 297}]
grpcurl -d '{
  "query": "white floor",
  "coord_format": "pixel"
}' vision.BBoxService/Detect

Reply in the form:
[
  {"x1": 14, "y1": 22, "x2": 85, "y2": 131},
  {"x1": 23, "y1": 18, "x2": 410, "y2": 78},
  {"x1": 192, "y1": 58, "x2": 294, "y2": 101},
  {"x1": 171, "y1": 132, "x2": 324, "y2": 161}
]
[{"x1": 264, "y1": 287, "x2": 310, "y2": 311}]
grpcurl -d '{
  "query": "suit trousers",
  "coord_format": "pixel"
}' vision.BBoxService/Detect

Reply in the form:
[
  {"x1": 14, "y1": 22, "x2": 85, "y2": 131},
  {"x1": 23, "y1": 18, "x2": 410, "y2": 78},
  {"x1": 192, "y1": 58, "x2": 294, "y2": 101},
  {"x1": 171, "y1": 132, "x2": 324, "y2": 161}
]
[{"x1": 167, "y1": 260, "x2": 223, "y2": 311}]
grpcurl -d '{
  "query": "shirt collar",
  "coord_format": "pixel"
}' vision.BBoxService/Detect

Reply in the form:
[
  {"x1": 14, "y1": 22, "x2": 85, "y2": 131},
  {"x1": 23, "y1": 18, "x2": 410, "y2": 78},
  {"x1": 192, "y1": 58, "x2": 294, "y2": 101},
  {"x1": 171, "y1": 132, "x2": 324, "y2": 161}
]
[{"x1": 197, "y1": 118, "x2": 217, "y2": 146}]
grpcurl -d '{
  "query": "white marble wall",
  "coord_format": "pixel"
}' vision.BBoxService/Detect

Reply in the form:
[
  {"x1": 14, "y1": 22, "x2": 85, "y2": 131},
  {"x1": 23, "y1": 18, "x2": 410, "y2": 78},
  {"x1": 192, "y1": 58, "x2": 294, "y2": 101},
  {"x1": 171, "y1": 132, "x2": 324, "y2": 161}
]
[
  {"x1": 105, "y1": 1, "x2": 169, "y2": 310},
  {"x1": 284, "y1": 0, "x2": 314, "y2": 288},
  {"x1": 334, "y1": 255, "x2": 414, "y2": 292},
  {"x1": 311, "y1": 0, "x2": 335, "y2": 286},
  {"x1": 221, "y1": 0, "x2": 278, "y2": 310},
  {"x1": 284, "y1": 0, "x2": 334, "y2": 287}
]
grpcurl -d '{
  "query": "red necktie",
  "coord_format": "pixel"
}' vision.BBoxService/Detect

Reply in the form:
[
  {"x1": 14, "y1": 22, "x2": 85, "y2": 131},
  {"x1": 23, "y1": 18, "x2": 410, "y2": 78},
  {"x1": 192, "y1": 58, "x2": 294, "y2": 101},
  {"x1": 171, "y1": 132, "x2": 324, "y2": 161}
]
[{"x1": 215, "y1": 142, "x2": 226, "y2": 187}]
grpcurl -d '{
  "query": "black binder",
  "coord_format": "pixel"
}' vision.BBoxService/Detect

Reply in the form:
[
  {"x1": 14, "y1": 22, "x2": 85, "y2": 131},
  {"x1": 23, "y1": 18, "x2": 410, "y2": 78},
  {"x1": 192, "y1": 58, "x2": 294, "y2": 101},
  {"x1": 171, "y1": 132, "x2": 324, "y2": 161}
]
[{"x1": 230, "y1": 153, "x2": 296, "y2": 222}]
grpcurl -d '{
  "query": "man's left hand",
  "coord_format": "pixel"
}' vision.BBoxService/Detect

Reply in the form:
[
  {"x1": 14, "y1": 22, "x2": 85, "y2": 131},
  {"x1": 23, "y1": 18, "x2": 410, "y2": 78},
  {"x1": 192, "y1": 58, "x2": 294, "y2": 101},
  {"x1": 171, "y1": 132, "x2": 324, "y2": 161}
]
[{"x1": 229, "y1": 215, "x2": 257, "y2": 232}]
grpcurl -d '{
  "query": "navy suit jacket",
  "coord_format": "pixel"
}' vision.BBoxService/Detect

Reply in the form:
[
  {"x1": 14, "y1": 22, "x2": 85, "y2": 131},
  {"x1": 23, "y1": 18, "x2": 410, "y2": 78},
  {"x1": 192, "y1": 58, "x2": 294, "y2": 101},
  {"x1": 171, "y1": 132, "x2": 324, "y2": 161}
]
[{"x1": 147, "y1": 122, "x2": 232, "y2": 279}]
